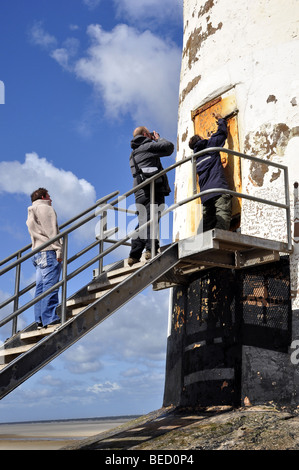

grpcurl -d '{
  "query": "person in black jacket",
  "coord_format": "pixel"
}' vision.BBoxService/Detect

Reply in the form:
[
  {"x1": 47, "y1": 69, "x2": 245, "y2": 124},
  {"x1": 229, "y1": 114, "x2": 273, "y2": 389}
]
[
  {"x1": 128, "y1": 126, "x2": 174, "y2": 266},
  {"x1": 189, "y1": 113, "x2": 232, "y2": 232}
]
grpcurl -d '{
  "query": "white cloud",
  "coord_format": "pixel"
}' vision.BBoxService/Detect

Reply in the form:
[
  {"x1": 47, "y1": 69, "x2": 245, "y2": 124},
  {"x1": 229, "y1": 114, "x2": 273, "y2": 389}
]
[
  {"x1": 82, "y1": 0, "x2": 101, "y2": 9},
  {"x1": 69, "y1": 24, "x2": 80, "y2": 31},
  {"x1": 87, "y1": 381, "x2": 121, "y2": 394},
  {"x1": 51, "y1": 48, "x2": 71, "y2": 69},
  {"x1": 65, "y1": 344, "x2": 104, "y2": 374},
  {"x1": 50, "y1": 37, "x2": 80, "y2": 71},
  {"x1": 73, "y1": 24, "x2": 181, "y2": 135},
  {"x1": 63, "y1": 288, "x2": 170, "y2": 374},
  {"x1": 39, "y1": 374, "x2": 63, "y2": 387},
  {"x1": 114, "y1": 0, "x2": 183, "y2": 25},
  {"x1": 29, "y1": 14, "x2": 182, "y2": 137},
  {"x1": 29, "y1": 21, "x2": 57, "y2": 49},
  {"x1": 0, "y1": 152, "x2": 96, "y2": 221},
  {"x1": 121, "y1": 367, "x2": 143, "y2": 377}
]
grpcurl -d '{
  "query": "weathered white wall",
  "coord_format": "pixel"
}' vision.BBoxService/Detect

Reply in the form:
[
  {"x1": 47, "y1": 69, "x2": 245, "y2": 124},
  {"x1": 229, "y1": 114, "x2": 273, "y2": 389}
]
[{"x1": 175, "y1": 0, "x2": 299, "y2": 308}]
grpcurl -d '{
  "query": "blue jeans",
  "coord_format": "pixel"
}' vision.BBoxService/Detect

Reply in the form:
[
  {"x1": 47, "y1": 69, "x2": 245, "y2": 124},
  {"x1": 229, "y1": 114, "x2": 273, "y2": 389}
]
[{"x1": 32, "y1": 251, "x2": 61, "y2": 326}]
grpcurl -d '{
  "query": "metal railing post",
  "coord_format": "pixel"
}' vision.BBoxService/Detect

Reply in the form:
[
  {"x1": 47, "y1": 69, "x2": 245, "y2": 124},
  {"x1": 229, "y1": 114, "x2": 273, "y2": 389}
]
[
  {"x1": 60, "y1": 234, "x2": 68, "y2": 324},
  {"x1": 12, "y1": 252, "x2": 21, "y2": 336},
  {"x1": 98, "y1": 210, "x2": 107, "y2": 275},
  {"x1": 150, "y1": 180, "x2": 156, "y2": 258},
  {"x1": 284, "y1": 167, "x2": 292, "y2": 252},
  {"x1": 191, "y1": 154, "x2": 197, "y2": 194}
]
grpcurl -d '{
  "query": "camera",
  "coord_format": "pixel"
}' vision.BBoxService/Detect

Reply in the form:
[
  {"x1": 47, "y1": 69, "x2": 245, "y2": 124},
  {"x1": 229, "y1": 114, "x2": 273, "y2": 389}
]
[{"x1": 150, "y1": 131, "x2": 159, "y2": 141}]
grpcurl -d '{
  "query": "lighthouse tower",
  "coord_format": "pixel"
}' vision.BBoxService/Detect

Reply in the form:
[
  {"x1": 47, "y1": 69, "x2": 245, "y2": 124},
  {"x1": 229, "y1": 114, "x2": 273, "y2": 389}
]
[{"x1": 163, "y1": 0, "x2": 299, "y2": 408}]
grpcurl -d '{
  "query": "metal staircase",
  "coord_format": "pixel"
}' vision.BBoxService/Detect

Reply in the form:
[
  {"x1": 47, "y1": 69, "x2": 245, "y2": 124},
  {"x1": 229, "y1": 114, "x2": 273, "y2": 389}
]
[
  {"x1": 0, "y1": 147, "x2": 293, "y2": 399},
  {"x1": 0, "y1": 244, "x2": 179, "y2": 399}
]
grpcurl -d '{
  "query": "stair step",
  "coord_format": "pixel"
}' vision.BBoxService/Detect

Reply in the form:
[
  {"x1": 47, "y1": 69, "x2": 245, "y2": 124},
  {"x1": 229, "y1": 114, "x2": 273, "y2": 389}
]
[
  {"x1": 70, "y1": 306, "x2": 87, "y2": 316},
  {"x1": 68, "y1": 262, "x2": 148, "y2": 307},
  {"x1": 88, "y1": 263, "x2": 146, "y2": 293},
  {"x1": 0, "y1": 343, "x2": 35, "y2": 359},
  {"x1": 20, "y1": 324, "x2": 59, "y2": 342},
  {"x1": 88, "y1": 273, "x2": 131, "y2": 293},
  {"x1": 66, "y1": 262, "x2": 146, "y2": 310},
  {"x1": 105, "y1": 261, "x2": 146, "y2": 279},
  {"x1": 67, "y1": 289, "x2": 108, "y2": 308}
]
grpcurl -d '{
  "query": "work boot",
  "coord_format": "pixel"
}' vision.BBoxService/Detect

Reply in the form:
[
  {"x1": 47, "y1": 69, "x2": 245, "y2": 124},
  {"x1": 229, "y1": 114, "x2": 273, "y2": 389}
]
[{"x1": 127, "y1": 257, "x2": 139, "y2": 267}]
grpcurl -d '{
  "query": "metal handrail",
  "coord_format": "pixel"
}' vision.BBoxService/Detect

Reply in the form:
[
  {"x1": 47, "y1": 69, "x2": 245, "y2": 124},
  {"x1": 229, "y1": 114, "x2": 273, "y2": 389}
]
[
  {"x1": 0, "y1": 190, "x2": 120, "y2": 276},
  {"x1": 0, "y1": 193, "x2": 121, "y2": 269},
  {"x1": 0, "y1": 191, "x2": 119, "y2": 333},
  {"x1": 0, "y1": 146, "x2": 292, "y2": 337}
]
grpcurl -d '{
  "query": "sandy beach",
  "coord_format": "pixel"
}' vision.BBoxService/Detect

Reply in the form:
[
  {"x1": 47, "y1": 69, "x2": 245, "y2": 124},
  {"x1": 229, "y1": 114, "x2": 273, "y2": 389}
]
[{"x1": 0, "y1": 417, "x2": 133, "y2": 450}]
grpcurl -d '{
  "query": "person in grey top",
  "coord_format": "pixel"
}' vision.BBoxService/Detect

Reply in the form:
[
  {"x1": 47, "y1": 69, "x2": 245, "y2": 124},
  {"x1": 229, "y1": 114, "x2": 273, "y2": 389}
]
[{"x1": 26, "y1": 188, "x2": 62, "y2": 328}]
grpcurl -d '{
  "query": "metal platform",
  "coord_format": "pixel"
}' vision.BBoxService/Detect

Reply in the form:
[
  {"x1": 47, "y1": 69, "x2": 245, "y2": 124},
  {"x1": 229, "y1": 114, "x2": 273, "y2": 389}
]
[
  {"x1": 153, "y1": 229, "x2": 292, "y2": 290},
  {"x1": 180, "y1": 229, "x2": 291, "y2": 267}
]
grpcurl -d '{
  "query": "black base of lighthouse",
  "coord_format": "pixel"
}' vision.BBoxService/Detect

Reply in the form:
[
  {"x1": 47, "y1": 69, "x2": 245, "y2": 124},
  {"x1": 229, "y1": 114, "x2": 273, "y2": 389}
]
[{"x1": 163, "y1": 258, "x2": 299, "y2": 408}]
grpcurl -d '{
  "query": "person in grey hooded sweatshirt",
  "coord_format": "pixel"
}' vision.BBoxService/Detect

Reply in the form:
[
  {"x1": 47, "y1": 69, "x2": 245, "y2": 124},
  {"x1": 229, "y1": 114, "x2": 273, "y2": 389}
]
[
  {"x1": 26, "y1": 188, "x2": 63, "y2": 329},
  {"x1": 128, "y1": 126, "x2": 174, "y2": 265}
]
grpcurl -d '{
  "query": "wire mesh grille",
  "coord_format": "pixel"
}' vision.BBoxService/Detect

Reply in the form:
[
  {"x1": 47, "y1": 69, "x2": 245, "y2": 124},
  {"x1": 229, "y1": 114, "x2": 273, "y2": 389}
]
[
  {"x1": 185, "y1": 258, "x2": 291, "y2": 336},
  {"x1": 240, "y1": 260, "x2": 291, "y2": 330}
]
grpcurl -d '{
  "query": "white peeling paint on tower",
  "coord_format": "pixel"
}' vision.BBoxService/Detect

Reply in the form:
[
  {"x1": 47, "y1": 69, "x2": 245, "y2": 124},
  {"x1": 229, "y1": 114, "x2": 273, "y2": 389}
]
[{"x1": 175, "y1": 0, "x2": 299, "y2": 308}]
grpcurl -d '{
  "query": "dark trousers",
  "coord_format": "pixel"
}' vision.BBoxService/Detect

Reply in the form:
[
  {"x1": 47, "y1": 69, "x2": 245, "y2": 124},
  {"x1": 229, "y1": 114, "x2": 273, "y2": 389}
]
[
  {"x1": 129, "y1": 194, "x2": 165, "y2": 260},
  {"x1": 202, "y1": 194, "x2": 232, "y2": 232}
]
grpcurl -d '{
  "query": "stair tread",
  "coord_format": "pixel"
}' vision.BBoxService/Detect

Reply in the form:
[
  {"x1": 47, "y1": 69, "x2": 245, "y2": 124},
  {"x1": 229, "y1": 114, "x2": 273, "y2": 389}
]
[
  {"x1": 20, "y1": 324, "x2": 59, "y2": 341},
  {"x1": 67, "y1": 290, "x2": 108, "y2": 307},
  {"x1": 0, "y1": 343, "x2": 35, "y2": 357},
  {"x1": 89, "y1": 261, "x2": 147, "y2": 292},
  {"x1": 105, "y1": 261, "x2": 146, "y2": 278},
  {"x1": 88, "y1": 273, "x2": 131, "y2": 292}
]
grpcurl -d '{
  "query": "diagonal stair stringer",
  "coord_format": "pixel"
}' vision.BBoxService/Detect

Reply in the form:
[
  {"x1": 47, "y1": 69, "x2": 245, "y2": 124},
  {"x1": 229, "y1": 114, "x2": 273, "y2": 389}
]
[{"x1": 0, "y1": 243, "x2": 179, "y2": 400}]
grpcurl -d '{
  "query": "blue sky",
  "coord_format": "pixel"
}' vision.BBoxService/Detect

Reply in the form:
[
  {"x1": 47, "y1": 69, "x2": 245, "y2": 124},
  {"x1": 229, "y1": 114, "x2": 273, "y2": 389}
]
[{"x1": 0, "y1": 0, "x2": 183, "y2": 422}]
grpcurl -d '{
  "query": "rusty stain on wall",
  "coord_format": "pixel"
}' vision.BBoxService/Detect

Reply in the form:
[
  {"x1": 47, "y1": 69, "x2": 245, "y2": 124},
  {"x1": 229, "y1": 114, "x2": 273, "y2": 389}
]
[
  {"x1": 291, "y1": 97, "x2": 297, "y2": 106},
  {"x1": 173, "y1": 304, "x2": 185, "y2": 331},
  {"x1": 183, "y1": 21, "x2": 223, "y2": 70},
  {"x1": 267, "y1": 94, "x2": 278, "y2": 103},
  {"x1": 244, "y1": 123, "x2": 299, "y2": 187},
  {"x1": 221, "y1": 381, "x2": 229, "y2": 390},
  {"x1": 174, "y1": 184, "x2": 177, "y2": 204},
  {"x1": 198, "y1": 0, "x2": 215, "y2": 18},
  {"x1": 176, "y1": 290, "x2": 183, "y2": 300},
  {"x1": 182, "y1": 129, "x2": 188, "y2": 143},
  {"x1": 179, "y1": 75, "x2": 201, "y2": 104},
  {"x1": 270, "y1": 170, "x2": 281, "y2": 183}
]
